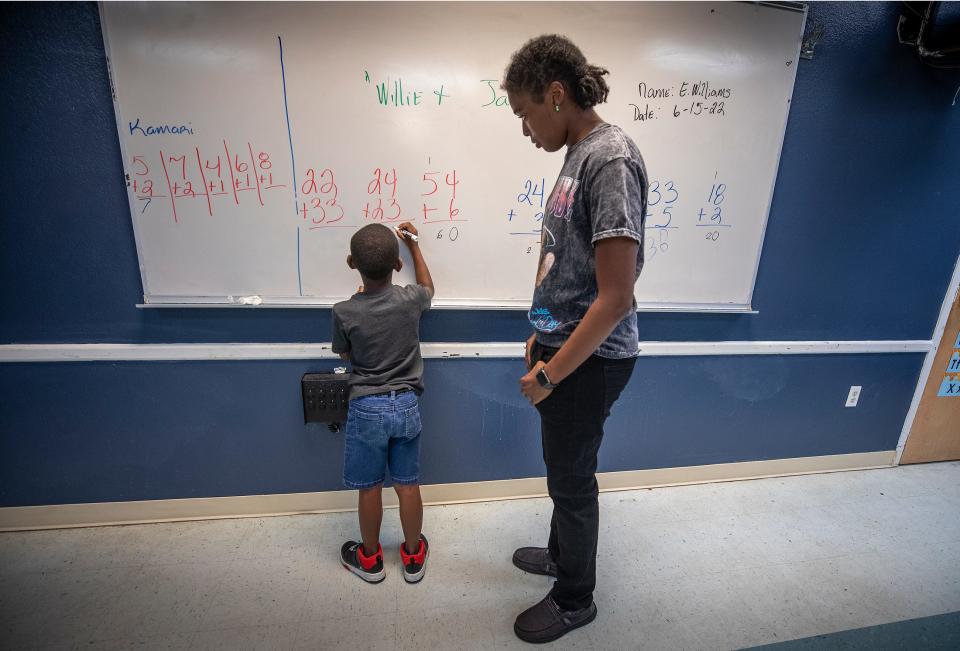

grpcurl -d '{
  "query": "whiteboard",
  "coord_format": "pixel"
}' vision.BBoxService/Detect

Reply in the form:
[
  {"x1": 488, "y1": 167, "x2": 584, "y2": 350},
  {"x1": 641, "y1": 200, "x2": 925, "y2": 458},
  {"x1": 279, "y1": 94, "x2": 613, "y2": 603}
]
[{"x1": 100, "y1": 1, "x2": 805, "y2": 310}]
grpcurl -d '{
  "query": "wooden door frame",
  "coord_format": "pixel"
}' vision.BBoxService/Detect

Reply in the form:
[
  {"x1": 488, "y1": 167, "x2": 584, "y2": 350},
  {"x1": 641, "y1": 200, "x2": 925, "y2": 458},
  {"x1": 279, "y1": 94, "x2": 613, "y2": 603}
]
[{"x1": 895, "y1": 252, "x2": 960, "y2": 465}]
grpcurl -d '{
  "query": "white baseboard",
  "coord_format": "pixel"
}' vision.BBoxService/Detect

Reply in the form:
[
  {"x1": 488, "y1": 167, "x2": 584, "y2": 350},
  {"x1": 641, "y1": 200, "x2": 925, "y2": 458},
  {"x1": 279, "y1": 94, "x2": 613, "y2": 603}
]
[{"x1": 0, "y1": 451, "x2": 895, "y2": 531}]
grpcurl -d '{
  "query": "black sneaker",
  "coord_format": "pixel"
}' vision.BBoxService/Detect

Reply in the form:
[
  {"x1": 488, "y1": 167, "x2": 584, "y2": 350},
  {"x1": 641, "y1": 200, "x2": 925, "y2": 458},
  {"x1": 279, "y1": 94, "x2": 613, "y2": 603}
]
[
  {"x1": 514, "y1": 593, "x2": 597, "y2": 644},
  {"x1": 400, "y1": 534, "x2": 429, "y2": 583},
  {"x1": 340, "y1": 541, "x2": 385, "y2": 583},
  {"x1": 512, "y1": 547, "x2": 557, "y2": 577}
]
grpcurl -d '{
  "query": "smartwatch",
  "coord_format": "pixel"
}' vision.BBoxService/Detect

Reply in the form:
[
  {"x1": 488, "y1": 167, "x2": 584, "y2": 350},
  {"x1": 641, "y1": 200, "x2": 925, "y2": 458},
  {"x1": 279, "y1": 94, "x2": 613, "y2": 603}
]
[{"x1": 535, "y1": 366, "x2": 558, "y2": 390}]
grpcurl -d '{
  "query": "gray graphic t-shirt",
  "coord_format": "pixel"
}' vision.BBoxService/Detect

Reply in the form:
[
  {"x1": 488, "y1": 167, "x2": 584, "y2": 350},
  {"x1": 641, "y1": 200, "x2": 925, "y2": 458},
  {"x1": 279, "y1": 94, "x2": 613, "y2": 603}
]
[
  {"x1": 530, "y1": 123, "x2": 647, "y2": 358},
  {"x1": 332, "y1": 284, "x2": 432, "y2": 400}
]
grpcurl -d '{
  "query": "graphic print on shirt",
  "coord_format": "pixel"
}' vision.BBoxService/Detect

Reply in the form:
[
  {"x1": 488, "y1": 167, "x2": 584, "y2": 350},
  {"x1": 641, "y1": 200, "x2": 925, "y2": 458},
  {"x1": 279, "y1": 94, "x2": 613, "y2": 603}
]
[
  {"x1": 545, "y1": 176, "x2": 579, "y2": 221},
  {"x1": 535, "y1": 251, "x2": 555, "y2": 288},
  {"x1": 528, "y1": 306, "x2": 561, "y2": 332},
  {"x1": 530, "y1": 175, "x2": 579, "y2": 331},
  {"x1": 540, "y1": 224, "x2": 557, "y2": 251},
  {"x1": 533, "y1": 175, "x2": 574, "y2": 288}
]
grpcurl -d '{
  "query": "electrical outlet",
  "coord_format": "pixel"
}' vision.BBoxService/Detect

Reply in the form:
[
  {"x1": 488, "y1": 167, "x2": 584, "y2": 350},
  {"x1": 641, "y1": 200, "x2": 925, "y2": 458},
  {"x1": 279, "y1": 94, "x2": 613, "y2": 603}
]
[{"x1": 846, "y1": 385, "x2": 862, "y2": 407}]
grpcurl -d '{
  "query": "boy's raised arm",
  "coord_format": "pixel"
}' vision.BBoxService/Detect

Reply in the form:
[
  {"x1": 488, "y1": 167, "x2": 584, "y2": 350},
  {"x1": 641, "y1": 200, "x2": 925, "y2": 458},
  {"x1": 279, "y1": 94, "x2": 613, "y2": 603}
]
[{"x1": 395, "y1": 222, "x2": 434, "y2": 298}]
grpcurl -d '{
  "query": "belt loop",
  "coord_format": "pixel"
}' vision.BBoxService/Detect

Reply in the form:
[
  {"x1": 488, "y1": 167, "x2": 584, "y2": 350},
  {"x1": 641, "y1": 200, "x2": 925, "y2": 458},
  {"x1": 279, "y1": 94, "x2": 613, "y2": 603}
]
[{"x1": 390, "y1": 389, "x2": 397, "y2": 400}]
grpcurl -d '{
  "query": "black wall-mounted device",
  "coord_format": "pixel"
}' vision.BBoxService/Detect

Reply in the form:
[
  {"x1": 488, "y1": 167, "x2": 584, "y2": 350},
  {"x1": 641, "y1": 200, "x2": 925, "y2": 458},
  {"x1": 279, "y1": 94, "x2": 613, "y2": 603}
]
[{"x1": 302, "y1": 372, "x2": 349, "y2": 430}]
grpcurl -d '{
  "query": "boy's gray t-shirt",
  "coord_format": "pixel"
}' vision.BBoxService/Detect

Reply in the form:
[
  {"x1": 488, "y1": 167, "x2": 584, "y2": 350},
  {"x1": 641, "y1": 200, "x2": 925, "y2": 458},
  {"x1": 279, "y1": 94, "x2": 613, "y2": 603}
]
[
  {"x1": 332, "y1": 284, "x2": 432, "y2": 400},
  {"x1": 530, "y1": 123, "x2": 648, "y2": 358}
]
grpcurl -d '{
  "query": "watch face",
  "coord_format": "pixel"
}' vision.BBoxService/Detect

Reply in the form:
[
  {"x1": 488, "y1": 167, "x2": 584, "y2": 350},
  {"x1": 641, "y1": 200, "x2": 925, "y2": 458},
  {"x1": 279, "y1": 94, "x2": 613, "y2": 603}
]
[{"x1": 536, "y1": 368, "x2": 552, "y2": 388}]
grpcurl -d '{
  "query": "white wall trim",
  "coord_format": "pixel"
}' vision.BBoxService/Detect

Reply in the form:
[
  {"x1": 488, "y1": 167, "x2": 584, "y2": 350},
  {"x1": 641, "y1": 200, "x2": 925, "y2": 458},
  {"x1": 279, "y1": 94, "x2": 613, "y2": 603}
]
[
  {"x1": 895, "y1": 252, "x2": 960, "y2": 464},
  {"x1": 0, "y1": 451, "x2": 895, "y2": 531},
  {"x1": 0, "y1": 340, "x2": 932, "y2": 363}
]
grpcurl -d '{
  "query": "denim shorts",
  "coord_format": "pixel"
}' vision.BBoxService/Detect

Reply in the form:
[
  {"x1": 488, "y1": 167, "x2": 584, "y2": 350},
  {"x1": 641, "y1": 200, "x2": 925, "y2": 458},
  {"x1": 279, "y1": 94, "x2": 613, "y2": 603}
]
[{"x1": 342, "y1": 390, "x2": 422, "y2": 489}]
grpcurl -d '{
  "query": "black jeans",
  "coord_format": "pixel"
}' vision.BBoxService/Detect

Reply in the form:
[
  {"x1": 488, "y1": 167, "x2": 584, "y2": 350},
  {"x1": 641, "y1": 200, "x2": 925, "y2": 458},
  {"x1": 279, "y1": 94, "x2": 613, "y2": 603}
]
[{"x1": 531, "y1": 341, "x2": 636, "y2": 611}]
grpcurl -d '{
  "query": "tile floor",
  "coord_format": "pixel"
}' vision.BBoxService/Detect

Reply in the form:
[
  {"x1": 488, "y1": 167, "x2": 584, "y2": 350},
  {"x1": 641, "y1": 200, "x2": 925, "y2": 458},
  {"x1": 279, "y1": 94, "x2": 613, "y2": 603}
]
[{"x1": 1, "y1": 461, "x2": 958, "y2": 650}]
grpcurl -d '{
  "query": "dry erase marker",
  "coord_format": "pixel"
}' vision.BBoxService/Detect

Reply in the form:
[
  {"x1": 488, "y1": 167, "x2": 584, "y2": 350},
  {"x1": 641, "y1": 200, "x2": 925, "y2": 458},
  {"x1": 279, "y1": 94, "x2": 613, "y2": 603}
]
[{"x1": 396, "y1": 227, "x2": 419, "y2": 242}]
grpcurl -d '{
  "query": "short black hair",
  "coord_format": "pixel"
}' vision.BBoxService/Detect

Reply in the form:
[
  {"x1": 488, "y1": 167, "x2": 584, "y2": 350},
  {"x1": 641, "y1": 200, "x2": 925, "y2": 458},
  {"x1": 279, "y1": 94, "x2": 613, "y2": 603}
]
[
  {"x1": 350, "y1": 224, "x2": 399, "y2": 280},
  {"x1": 502, "y1": 34, "x2": 610, "y2": 109}
]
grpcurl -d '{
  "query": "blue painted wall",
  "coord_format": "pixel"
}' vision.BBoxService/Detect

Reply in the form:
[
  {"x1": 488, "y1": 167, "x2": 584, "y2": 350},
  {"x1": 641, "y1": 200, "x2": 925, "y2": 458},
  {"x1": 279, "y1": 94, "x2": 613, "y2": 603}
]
[
  {"x1": 0, "y1": 354, "x2": 922, "y2": 507},
  {"x1": 0, "y1": 3, "x2": 957, "y2": 507}
]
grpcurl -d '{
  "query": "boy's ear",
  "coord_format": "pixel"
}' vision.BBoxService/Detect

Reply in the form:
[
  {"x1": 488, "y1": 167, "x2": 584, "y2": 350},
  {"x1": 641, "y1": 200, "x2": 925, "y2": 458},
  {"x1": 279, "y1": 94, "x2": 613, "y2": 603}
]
[
  {"x1": 394, "y1": 258, "x2": 403, "y2": 272},
  {"x1": 347, "y1": 254, "x2": 356, "y2": 270}
]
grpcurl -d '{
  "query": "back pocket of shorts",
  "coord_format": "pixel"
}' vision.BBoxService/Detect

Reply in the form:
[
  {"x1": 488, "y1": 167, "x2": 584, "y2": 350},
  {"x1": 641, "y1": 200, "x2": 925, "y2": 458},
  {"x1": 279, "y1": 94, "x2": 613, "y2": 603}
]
[
  {"x1": 348, "y1": 408, "x2": 382, "y2": 442},
  {"x1": 403, "y1": 407, "x2": 422, "y2": 438}
]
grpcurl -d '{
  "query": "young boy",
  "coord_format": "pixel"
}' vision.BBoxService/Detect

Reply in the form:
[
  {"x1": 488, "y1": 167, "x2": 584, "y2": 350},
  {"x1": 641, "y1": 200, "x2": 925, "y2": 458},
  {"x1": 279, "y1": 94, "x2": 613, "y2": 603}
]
[{"x1": 332, "y1": 221, "x2": 434, "y2": 584}]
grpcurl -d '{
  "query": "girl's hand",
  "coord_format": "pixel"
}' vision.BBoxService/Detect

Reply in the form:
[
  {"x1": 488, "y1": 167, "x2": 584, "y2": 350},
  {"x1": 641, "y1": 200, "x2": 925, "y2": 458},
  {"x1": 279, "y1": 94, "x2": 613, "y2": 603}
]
[{"x1": 520, "y1": 361, "x2": 552, "y2": 405}]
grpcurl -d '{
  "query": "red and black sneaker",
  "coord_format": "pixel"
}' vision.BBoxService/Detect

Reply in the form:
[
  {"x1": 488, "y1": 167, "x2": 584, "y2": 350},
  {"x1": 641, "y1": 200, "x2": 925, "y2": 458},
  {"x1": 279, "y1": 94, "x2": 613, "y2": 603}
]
[
  {"x1": 340, "y1": 541, "x2": 385, "y2": 583},
  {"x1": 399, "y1": 534, "x2": 430, "y2": 583}
]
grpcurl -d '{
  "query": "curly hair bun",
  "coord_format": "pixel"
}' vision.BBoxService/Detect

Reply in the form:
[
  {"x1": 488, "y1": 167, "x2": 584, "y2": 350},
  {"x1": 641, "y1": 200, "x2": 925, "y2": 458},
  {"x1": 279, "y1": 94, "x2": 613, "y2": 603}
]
[{"x1": 503, "y1": 35, "x2": 610, "y2": 109}]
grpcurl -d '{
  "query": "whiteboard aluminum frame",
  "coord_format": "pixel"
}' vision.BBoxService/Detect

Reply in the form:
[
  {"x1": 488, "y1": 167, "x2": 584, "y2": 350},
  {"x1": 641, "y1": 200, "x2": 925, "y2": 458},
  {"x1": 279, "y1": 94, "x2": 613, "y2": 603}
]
[{"x1": 135, "y1": 298, "x2": 758, "y2": 313}]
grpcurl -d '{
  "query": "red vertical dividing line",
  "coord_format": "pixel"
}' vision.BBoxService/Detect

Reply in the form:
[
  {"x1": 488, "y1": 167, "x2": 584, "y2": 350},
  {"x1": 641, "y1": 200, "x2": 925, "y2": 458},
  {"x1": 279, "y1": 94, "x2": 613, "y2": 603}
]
[
  {"x1": 248, "y1": 142, "x2": 265, "y2": 207},
  {"x1": 223, "y1": 140, "x2": 240, "y2": 206},
  {"x1": 195, "y1": 148, "x2": 214, "y2": 216},
  {"x1": 159, "y1": 150, "x2": 179, "y2": 224}
]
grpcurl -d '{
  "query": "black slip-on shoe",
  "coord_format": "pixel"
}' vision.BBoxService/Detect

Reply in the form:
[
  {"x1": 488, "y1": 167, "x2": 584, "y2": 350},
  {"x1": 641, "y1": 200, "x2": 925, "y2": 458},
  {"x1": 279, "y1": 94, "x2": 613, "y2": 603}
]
[
  {"x1": 512, "y1": 547, "x2": 558, "y2": 577},
  {"x1": 514, "y1": 594, "x2": 597, "y2": 644}
]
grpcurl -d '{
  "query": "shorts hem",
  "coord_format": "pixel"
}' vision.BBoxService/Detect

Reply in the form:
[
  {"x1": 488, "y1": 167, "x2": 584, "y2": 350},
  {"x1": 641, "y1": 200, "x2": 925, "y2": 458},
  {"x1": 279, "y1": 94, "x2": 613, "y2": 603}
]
[
  {"x1": 391, "y1": 476, "x2": 420, "y2": 486},
  {"x1": 344, "y1": 477, "x2": 385, "y2": 490}
]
